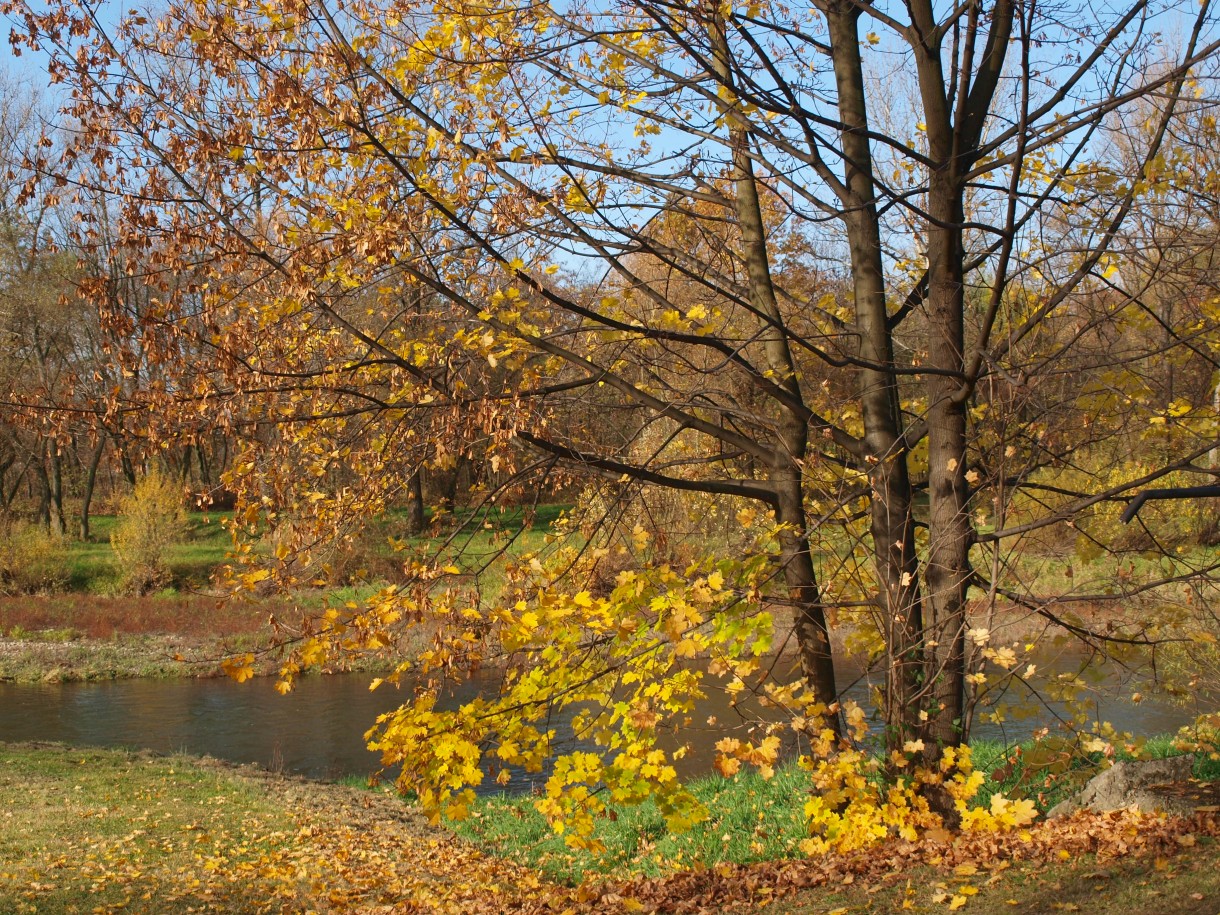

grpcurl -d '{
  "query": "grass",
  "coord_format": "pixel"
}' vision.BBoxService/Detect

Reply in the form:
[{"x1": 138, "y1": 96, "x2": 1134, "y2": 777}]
[
  {"x1": 0, "y1": 742, "x2": 548, "y2": 915},
  {"x1": 0, "y1": 743, "x2": 302, "y2": 914},
  {"x1": 9, "y1": 742, "x2": 1220, "y2": 914},
  {"x1": 59, "y1": 512, "x2": 234, "y2": 595},
  {"x1": 0, "y1": 503, "x2": 568, "y2": 681},
  {"x1": 52, "y1": 503, "x2": 566, "y2": 598},
  {"x1": 448, "y1": 734, "x2": 1220, "y2": 885},
  {"x1": 455, "y1": 763, "x2": 812, "y2": 882}
]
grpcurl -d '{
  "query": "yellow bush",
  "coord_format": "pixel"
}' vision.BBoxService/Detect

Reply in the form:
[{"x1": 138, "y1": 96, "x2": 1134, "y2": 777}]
[
  {"x1": 0, "y1": 521, "x2": 68, "y2": 594},
  {"x1": 800, "y1": 705, "x2": 1038, "y2": 855},
  {"x1": 111, "y1": 471, "x2": 187, "y2": 594}
]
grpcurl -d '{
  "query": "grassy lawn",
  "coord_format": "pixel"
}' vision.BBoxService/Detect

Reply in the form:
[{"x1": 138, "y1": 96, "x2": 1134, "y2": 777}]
[
  {"x1": 449, "y1": 736, "x2": 1220, "y2": 884},
  {"x1": 11, "y1": 742, "x2": 1220, "y2": 914},
  {"x1": 51, "y1": 503, "x2": 567, "y2": 598},
  {"x1": 59, "y1": 512, "x2": 234, "y2": 595},
  {"x1": 0, "y1": 742, "x2": 547, "y2": 915},
  {"x1": 0, "y1": 743, "x2": 302, "y2": 914}
]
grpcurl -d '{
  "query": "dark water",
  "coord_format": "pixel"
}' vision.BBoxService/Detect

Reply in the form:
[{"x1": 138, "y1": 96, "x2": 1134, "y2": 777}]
[{"x1": 0, "y1": 655, "x2": 1204, "y2": 791}]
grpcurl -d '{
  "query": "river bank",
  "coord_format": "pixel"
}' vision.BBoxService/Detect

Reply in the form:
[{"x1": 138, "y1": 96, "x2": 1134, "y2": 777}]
[
  {"x1": 0, "y1": 584, "x2": 1137, "y2": 685},
  {"x1": 0, "y1": 592, "x2": 428, "y2": 683},
  {"x1": 0, "y1": 631, "x2": 404, "y2": 683}
]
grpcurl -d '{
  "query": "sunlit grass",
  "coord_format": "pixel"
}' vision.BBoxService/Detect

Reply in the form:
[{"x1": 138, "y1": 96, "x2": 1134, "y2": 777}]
[
  {"x1": 0, "y1": 744, "x2": 299, "y2": 914},
  {"x1": 453, "y1": 734, "x2": 1218, "y2": 884}
]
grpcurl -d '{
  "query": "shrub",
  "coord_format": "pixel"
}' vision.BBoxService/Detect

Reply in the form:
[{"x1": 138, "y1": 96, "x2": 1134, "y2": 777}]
[
  {"x1": 0, "y1": 521, "x2": 68, "y2": 594},
  {"x1": 111, "y1": 472, "x2": 187, "y2": 594}
]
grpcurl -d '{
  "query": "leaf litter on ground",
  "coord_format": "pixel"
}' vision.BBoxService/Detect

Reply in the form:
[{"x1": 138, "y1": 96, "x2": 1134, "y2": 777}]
[{"x1": 5, "y1": 743, "x2": 1220, "y2": 915}]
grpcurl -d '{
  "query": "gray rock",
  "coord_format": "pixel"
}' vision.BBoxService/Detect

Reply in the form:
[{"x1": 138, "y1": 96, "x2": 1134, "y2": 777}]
[{"x1": 1046, "y1": 755, "x2": 1197, "y2": 818}]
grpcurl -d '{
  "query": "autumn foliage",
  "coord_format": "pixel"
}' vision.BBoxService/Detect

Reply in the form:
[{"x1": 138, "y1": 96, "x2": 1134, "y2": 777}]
[{"x1": 7, "y1": 0, "x2": 1220, "y2": 863}]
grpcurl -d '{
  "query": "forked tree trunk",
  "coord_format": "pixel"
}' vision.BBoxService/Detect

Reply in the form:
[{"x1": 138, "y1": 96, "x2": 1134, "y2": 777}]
[
  {"x1": 908, "y1": 0, "x2": 1013, "y2": 750},
  {"x1": 823, "y1": 0, "x2": 924, "y2": 751}
]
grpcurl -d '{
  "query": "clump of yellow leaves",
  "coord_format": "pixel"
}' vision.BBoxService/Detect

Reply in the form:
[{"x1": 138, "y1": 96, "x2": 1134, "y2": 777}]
[
  {"x1": 361, "y1": 533, "x2": 781, "y2": 850},
  {"x1": 801, "y1": 706, "x2": 1038, "y2": 855}
]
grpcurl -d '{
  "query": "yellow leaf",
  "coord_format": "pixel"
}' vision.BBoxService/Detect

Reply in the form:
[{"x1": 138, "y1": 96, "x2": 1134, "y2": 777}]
[
  {"x1": 222, "y1": 654, "x2": 256, "y2": 684},
  {"x1": 949, "y1": 895, "x2": 968, "y2": 910}
]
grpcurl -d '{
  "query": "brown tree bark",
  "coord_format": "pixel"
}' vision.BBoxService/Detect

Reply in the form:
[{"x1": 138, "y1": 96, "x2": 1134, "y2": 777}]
[
  {"x1": 822, "y1": 0, "x2": 924, "y2": 751},
  {"x1": 708, "y1": 10, "x2": 839, "y2": 727},
  {"x1": 78, "y1": 438, "x2": 106, "y2": 541}
]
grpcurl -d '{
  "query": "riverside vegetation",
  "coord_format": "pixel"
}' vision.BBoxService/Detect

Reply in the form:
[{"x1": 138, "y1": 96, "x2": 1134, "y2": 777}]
[
  {"x1": 5, "y1": 505, "x2": 1220, "y2": 910},
  {"x1": 0, "y1": 503, "x2": 559, "y2": 682}
]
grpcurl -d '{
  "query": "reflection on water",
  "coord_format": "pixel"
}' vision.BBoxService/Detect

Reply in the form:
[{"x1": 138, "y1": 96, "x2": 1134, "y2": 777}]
[{"x1": 0, "y1": 652, "x2": 1204, "y2": 792}]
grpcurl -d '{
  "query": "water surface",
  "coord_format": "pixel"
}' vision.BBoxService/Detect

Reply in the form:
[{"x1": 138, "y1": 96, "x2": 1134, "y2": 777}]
[{"x1": 0, "y1": 655, "x2": 1202, "y2": 790}]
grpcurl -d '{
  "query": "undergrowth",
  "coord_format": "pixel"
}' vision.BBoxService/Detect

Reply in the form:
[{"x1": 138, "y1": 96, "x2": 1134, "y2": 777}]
[{"x1": 434, "y1": 735, "x2": 1220, "y2": 884}]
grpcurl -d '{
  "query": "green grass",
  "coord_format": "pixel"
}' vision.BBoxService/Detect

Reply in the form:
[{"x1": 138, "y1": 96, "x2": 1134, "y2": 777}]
[
  {"x1": 450, "y1": 734, "x2": 1219, "y2": 885},
  {"x1": 976, "y1": 537, "x2": 1220, "y2": 603},
  {"x1": 972, "y1": 734, "x2": 1220, "y2": 813},
  {"x1": 53, "y1": 503, "x2": 567, "y2": 600},
  {"x1": 62, "y1": 512, "x2": 234, "y2": 594},
  {"x1": 0, "y1": 743, "x2": 300, "y2": 914},
  {"x1": 455, "y1": 763, "x2": 812, "y2": 882}
]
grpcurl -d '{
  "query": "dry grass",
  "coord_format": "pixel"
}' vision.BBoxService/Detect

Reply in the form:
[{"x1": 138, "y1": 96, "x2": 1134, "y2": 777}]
[{"x1": 0, "y1": 593, "x2": 270, "y2": 639}]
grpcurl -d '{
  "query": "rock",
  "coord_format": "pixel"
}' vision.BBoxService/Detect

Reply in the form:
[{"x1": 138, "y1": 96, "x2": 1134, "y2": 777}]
[{"x1": 1047, "y1": 755, "x2": 1197, "y2": 818}]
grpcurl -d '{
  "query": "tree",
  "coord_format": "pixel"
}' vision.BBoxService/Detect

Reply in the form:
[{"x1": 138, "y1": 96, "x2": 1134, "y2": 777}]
[
  {"x1": 12, "y1": 0, "x2": 1220, "y2": 835},
  {"x1": 0, "y1": 73, "x2": 97, "y2": 537}
]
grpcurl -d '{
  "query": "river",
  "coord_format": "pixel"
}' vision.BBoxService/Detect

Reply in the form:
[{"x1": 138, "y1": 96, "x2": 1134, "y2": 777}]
[{"x1": 0, "y1": 655, "x2": 1204, "y2": 791}]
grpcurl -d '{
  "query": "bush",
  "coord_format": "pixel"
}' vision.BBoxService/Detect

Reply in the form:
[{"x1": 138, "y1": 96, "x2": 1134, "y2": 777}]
[
  {"x1": 0, "y1": 521, "x2": 68, "y2": 594},
  {"x1": 111, "y1": 472, "x2": 187, "y2": 594}
]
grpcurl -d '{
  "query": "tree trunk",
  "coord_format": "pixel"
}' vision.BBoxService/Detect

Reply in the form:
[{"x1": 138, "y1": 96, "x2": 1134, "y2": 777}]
[
  {"x1": 0, "y1": 453, "x2": 14, "y2": 513},
  {"x1": 442, "y1": 463, "x2": 460, "y2": 513},
  {"x1": 907, "y1": 0, "x2": 1012, "y2": 751},
  {"x1": 775, "y1": 471, "x2": 838, "y2": 719},
  {"x1": 79, "y1": 438, "x2": 106, "y2": 541},
  {"x1": 33, "y1": 448, "x2": 51, "y2": 529},
  {"x1": 47, "y1": 444, "x2": 66, "y2": 537},
  {"x1": 116, "y1": 436, "x2": 138, "y2": 486},
  {"x1": 1, "y1": 453, "x2": 31, "y2": 512},
  {"x1": 197, "y1": 438, "x2": 212, "y2": 485},
  {"x1": 923, "y1": 178, "x2": 971, "y2": 748},
  {"x1": 707, "y1": 9, "x2": 839, "y2": 727},
  {"x1": 823, "y1": 0, "x2": 924, "y2": 751},
  {"x1": 408, "y1": 469, "x2": 425, "y2": 533}
]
